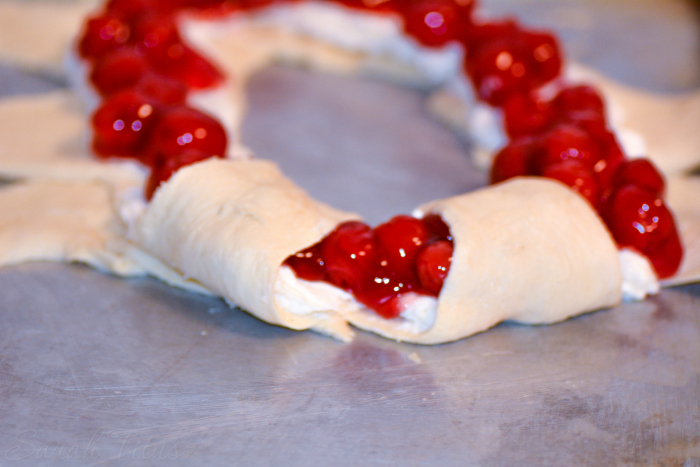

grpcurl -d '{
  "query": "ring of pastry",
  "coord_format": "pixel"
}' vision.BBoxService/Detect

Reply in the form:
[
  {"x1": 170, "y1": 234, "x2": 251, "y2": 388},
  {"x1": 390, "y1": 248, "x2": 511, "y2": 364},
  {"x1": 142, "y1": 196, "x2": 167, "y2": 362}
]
[{"x1": 72, "y1": 0, "x2": 685, "y2": 342}]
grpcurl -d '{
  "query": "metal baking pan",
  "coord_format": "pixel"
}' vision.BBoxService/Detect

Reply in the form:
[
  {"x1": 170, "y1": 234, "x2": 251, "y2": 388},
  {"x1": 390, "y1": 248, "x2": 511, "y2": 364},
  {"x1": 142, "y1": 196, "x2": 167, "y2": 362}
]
[{"x1": 1, "y1": 1, "x2": 698, "y2": 465}]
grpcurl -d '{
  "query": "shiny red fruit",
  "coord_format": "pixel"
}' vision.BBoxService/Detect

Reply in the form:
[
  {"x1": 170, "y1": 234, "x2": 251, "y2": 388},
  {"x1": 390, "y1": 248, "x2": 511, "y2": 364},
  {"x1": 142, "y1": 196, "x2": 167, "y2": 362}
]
[
  {"x1": 166, "y1": 0, "x2": 227, "y2": 12},
  {"x1": 374, "y1": 215, "x2": 430, "y2": 273},
  {"x1": 521, "y1": 31, "x2": 561, "y2": 85},
  {"x1": 133, "y1": 71, "x2": 188, "y2": 105},
  {"x1": 553, "y1": 85, "x2": 606, "y2": 123},
  {"x1": 503, "y1": 92, "x2": 553, "y2": 137},
  {"x1": 91, "y1": 90, "x2": 160, "y2": 161},
  {"x1": 147, "y1": 40, "x2": 224, "y2": 89},
  {"x1": 604, "y1": 185, "x2": 681, "y2": 278},
  {"x1": 130, "y1": 12, "x2": 180, "y2": 53},
  {"x1": 131, "y1": 13, "x2": 224, "y2": 89},
  {"x1": 466, "y1": 36, "x2": 534, "y2": 106},
  {"x1": 612, "y1": 158, "x2": 666, "y2": 196},
  {"x1": 397, "y1": 0, "x2": 475, "y2": 48},
  {"x1": 422, "y1": 213, "x2": 452, "y2": 241},
  {"x1": 542, "y1": 159, "x2": 600, "y2": 209},
  {"x1": 321, "y1": 221, "x2": 380, "y2": 292},
  {"x1": 531, "y1": 123, "x2": 600, "y2": 174},
  {"x1": 359, "y1": 275, "x2": 412, "y2": 319},
  {"x1": 78, "y1": 14, "x2": 130, "y2": 60},
  {"x1": 490, "y1": 137, "x2": 534, "y2": 183},
  {"x1": 465, "y1": 25, "x2": 561, "y2": 106},
  {"x1": 649, "y1": 233, "x2": 683, "y2": 280},
  {"x1": 460, "y1": 19, "x2": 518, "y2": 56},
  {"x1": 147, "y1": 106, "x2": 227, "y2": 164},
  {"x1": 90, "y1": 47, "x2": 147, "y2": 96},
  {"x1": 416, "y1": 240, "x2": 453, "y2": 295},
  {"x1": 106, "y1": 0, "x2": 165, "y2": 18},
  {"x1": 284, "y1": 243, "x2": 327, "y2": 282},
  {"x1": 334, "y1": 0, "x2": 397, "y2": 12},
  {"x1": 562, "y1": 117, "x2": 624, "y2": 192}
]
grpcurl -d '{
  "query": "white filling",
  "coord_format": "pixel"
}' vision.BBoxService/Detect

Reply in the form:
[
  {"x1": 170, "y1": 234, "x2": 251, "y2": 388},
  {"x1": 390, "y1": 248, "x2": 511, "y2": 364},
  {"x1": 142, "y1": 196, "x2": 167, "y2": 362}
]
[
  {"x1": 274, "y1": 265, "x2": 437, "y2": 333},
  {"x1": 394, "y1": 292, "x2": 438, "y2": 334},
  {"x1": 274, "y1": 265, "x2": 356, "y2": 316},
  {"x1": 618, "y1": 248, "x2": 660, "y2": 301}
]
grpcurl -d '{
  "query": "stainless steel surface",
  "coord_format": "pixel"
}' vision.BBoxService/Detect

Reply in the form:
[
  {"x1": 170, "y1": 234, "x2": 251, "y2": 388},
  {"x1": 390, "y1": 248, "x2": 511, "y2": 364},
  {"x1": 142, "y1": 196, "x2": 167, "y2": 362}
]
[{"x1": 1, "y1": 1, "x2": 699, "y2": 465}]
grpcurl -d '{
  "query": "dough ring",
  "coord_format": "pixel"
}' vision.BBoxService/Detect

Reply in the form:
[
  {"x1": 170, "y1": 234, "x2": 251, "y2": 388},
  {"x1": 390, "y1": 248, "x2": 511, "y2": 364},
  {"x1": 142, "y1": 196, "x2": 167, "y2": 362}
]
[{"x1": 1, "y1": 0, "x2": 699, "y2": 343}]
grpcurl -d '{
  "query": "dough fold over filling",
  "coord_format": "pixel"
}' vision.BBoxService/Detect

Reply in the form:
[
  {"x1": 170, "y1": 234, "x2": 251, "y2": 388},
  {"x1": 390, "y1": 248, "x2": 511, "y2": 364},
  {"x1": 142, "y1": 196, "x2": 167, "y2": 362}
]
[
  {"x1": 134, "y1": 162, "x2": 624, "y2": 344},
  {"x1": 343, "y1": 178, "x2": 624, "y2": 344},
  {"x1": 131, "y1": 158, "x2": 360, "y2": 341}
]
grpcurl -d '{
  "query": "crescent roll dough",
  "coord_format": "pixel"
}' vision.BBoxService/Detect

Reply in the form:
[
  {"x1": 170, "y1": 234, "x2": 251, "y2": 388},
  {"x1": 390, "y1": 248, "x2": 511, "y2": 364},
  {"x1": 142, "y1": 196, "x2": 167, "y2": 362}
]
[
  {"x1": 132, "y1": 158, "x2": 360, "y2": 341},
  {"x1": 134, "y1": 158, "x2": 623, "y2": 344},
  {"x1": 343, "y1": 178, "x2": 623, "y2": 343}
]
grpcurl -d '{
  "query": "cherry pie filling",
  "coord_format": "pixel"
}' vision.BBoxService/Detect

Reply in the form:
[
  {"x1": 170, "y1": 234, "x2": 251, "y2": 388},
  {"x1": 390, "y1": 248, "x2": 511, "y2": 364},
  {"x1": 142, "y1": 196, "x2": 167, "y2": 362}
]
[{"x1": 77, "y1": 0, "x2": 683, "y2": 319}]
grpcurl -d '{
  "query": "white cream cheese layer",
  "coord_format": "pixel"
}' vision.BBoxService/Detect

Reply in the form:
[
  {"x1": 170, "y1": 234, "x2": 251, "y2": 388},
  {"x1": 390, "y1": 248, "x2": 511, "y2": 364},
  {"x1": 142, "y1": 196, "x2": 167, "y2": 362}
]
[
  {"x1": 275, "y1": 265, "x2": 437, "y2": 334},
  {"x1": 618, "y1": 249, "x2": 660, "y2": 301}
]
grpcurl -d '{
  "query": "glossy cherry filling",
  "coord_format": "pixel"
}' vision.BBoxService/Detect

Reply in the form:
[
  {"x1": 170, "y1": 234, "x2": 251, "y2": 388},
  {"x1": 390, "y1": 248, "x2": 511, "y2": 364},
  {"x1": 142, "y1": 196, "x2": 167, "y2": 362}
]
[
  {"x1": 78, "y1": 0, "x2": 683, "y2": 280},
  {"x1": 284, "y1": 214, "x2": 453, "y2": 319},
  {"x1": 490, "y1": 84, "x2": 683, "y2": 278}
]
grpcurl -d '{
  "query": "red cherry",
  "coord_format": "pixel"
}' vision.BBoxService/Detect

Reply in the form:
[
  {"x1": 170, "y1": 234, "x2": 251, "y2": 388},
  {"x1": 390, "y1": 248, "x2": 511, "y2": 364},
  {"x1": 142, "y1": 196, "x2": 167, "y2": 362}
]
[
  {"x1": 130, "y1": 13, "x2": 224, "y2": 89},
  {"x1": 91, "y1": 90, "x2": 161, "y2": 161},
  {"x1": 552, "y1": 85, "x2": 606, "y2": 124},
  {"x1": 284, "y1": 243, "x2": 327, "y2": 282},
  {"x1": 147, "y1": 106, "x2": 227, "y2": 165},
  {"x1": 650, "y1": 232, "x2": 683, "y2": 279},
  {"x1": 465, "y1": 36, "x2": 534, "y2": 106},
  {"x1": 286, "y1": 213, "x2": 455, "y2": 317},
  {"x1": 78, "y1": 14, "x2": 130, "y2": 60},
  {"x1": 133, "y1": 71, "x2": 188, "y2": 105},
  {"x1": 521, "y1": 31, "x2": 561, "y2": 85},
  {"x1": 503, "y1": 92, "x2": 553, "y2": 138},
  {"x1": 603, "y1": 185, "x2": 681, "y2": 277},
  {"x1": 374, "y1": 215, "x2": 430, "y2": 273},
  {"x1": 531, "y1": 123, "x2": 600, "y2": 174},
  {"x1": 106, "y1": 0, "x2": 166, "y2": 18},
  {"x1": 359, "y1": 276, "x2": 412, "y2": 319},
  {"x1": 321, "y1": 221, "x2": 380, "y2": 292},
  {"x1": 554, "y1": 117, "x2": 625, "y2": 202},
  {"x1": 612, "y1": 158, "x2": 666, "y2": 196},
  {"x1": 166, "y1": 0, "x2": 227, "y2": 12},
  {"x1": 460, "y1": 19, "x2": 519, "y2": 56},
  {"x1": 147, "y1": 40, "x2": 224, "y2": 89},
  {"x1": 145, "y1": 149, "x2": 219, "y2": 199},
  {"x1": 415, "y1": 240, "x2": 453, "y2": 296},
  {"x1": 397, "y1": 0, "x2": 474, "y2": 48},
  {"x1": 490, "y1": 137, "x2": 535, "y2": 183},
  {"x1": 334, "y1": 0, "x2": 397, "y2": 12},
  {"x1": 90, "y1": 47, "x2": 147, "y2": 96},
  {"x1": 129, "y1": 12, "x2": 180, "y2": 53},
  {"x1": 542, "y1": 159, "x2": 600, "y2": 209},
  {"x1": 422, "y1": 213, "x2": 452, "y2": 241},
  {"x1": 369, "y1": 295, "x2": 405, "y2": 319},
  {"x1": 464, "y1": 24, "x2": 561, "y2": 106}
]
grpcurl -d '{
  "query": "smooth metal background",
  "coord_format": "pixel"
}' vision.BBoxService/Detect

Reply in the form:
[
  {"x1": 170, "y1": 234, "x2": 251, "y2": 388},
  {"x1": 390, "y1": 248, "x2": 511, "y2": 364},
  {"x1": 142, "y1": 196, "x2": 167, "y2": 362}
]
[{"x1": 1, "y1": 1, "x2": 699, "y2": 465}]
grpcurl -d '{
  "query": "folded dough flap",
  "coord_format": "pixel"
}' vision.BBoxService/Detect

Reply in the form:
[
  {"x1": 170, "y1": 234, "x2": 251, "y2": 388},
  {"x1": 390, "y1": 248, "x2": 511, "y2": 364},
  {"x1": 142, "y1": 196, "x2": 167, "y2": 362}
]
[
  {"x1": 344, "y1": 177, "x2": 623, "y2": 344},
  {"x1": 132, "y1": 158, "x2": 360, "y2": 341}
]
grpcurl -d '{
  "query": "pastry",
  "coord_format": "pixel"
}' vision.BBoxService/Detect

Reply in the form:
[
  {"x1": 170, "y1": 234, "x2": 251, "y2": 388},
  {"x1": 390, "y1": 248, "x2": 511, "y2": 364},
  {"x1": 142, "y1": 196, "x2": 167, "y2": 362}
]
[{"x1": 0, "y1": 0, "x2": 697, "y2": 343}]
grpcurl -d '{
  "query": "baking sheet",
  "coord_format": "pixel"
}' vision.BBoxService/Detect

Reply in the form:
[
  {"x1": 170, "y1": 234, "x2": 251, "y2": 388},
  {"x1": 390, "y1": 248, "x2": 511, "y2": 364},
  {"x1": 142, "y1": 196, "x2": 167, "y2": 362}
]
[{"x1": 1, "y1": 1, "x2": 699, "y2": 465}]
